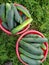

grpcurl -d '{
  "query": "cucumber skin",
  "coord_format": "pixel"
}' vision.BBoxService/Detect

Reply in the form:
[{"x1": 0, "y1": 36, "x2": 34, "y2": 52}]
[
  {"x1": 22, "y1": 14, "x2": 26, "y2": 22},
  {"x1": 31, "y1": 43, "x2": 41, "y2": 48},
  {"x1": 19, "y1": 48, "x2": 44, "y2": 60},
  {"x1": 20, "y1": 40, "x2": 43, "y2": 55},
  {"x1": 11, "y1": 18, "x2": 33, "y2": 34},
  {"x1": 6, "y1": 9, "x2": 14, "y2": 30},
  {"x1": 22, "y1": 38, "x2": 48, "y2": 43},
  {"x1": 2, "y1": 22, "x2": 9, "y2": 30},
  {"x1": 6, "y1": 3, "x2": 14, "y2": 30},
  {"x1": 0, "y1": 3, "x2": 5, "y2": 22},
  {"x1": 12, "y1": 4, "x2": 22, "y2": 24},
  {"x1": 20, "y1": 54, "x2": 42, "y2": 65},
  {"x1": 16, "y1": 5, "x2": 31, "y2": 18},
  {"x1": 41, "y1": 44, "x2": 46, "y2": 50},
  {"x1": 25, "y1": 34, "x2": 41, "y2": 38}
]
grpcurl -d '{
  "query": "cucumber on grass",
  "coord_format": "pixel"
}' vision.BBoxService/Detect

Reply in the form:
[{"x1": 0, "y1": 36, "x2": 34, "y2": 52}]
[
  {"x1": 11, "y1": 18, "x2": 33, "y2": 34},
  {"x1": 16, "y1": 5, "x2": 31, "y2": 18},
  {"x1": 11, "y1": 3, "x2": 22, "y2": 24},
  {"x1": 22, "y1": 38, "x2": 48, "y2": 43},
  {"x1": 20, "y1": 40, "x2": 43, "y2": 55},
  {"x1": 19, "y1": 48, "x2": 44, "y2": 60},
  {"x1": 20, "y1": 54, "x2": 42, "y2": 65}
]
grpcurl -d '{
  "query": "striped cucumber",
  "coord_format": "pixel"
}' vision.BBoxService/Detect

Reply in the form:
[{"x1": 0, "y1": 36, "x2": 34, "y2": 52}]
[
  {"x1": 0, "y1": 3, "x2": 5, "y2": 22},
  {"x1": 16, "y1": 5, "x2": 31, "y2": 18},
  {"x1": 20, "y1": 54, "x2": 42, "y2": 65},
  {"x1": 20, "y1": 40, "x2": 43, "y2": 55},
  {"x1": 11, "y1": 3, "x2": 22, "y2": 24},
  {"x1": 22, "y1": 38, "x2": 48, "y2": 43},
  {"x1": 2, "y1": 22, "x2": 9, "y2": 30},
  {"x1": 41, "y1": 44, "x2": 46, "y2": 50},
  {"x1": 6, "y1": 3, "x2": 14, "y2": 30},
  {"x1": 11, "y1": 18, "x2": 33, "y2": 34},
  {"x1": 25, "y1": 34, "x2": 41, "y2": 38},
  {"x1": 19, "y1": 47, "x2": 44, "y2": 60}
]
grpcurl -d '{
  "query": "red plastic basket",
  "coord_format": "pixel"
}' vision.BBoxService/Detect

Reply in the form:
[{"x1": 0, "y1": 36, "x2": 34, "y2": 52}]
[
  {"x1": 0, "y1": 4, "x2": 30, "y2": 35},
  {"x1": 16, "y1": 30, "x2": 48, "y2": 65}
]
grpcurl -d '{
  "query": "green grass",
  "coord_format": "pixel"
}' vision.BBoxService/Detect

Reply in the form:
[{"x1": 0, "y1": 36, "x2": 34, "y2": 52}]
[{"x1": 0, "y1": 0, "x2": 49, "y2": 65}]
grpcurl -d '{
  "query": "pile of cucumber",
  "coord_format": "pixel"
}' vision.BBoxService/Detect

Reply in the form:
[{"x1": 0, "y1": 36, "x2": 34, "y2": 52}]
[
  {"x1": 0, "y1": 3, "x2": 32, "y2": 34},
  {"x1": 19, "y1": 34, "x2": 48, "y2": 65}
]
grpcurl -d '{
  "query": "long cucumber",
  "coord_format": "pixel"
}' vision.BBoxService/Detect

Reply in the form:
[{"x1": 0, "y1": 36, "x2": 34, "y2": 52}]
[
  {"x1": 20, "y1": 40, "x2": 43, "y2": 55},
  {"x1": 20, "y1": 54, "x2": 42, "y2": 65},
  {"x1": 16, "y1": 4, "x2": 31, "y2": 18},
  {"x1": 19, "y1": 48, "x2": 44, "y2": 60},
  {"x1": 12, "y1": 3, "x2": 22, "y2": 24},
  {"x1": 11, "y1": 18, "x2": 33, "y2": 34},
  {"x1": 31, "y1": 43, "x2": 41, "y2": 48},
  {"x1": 0, "y1": 3, "x2": 5, "y2": 22},
  {"x1": 22, "y1": 38, "x2": 48, "y2": 43},
  {"x1": 6, "y1": 3, "x2": 14, "y2": 30},
  {"x1": 25, "y1": 34, "x2": 41, "y2": 38}
]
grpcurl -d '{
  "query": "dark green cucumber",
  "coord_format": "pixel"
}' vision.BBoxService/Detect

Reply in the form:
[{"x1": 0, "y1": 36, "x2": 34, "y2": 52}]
[
  {"x1": 41, "y1": 44, "x2": 46, "y2": 50},
  {"x1": 20, "y1": 54, "x2": 42, "y2": 65},
  {"x1": 2, "y1": 22, "x2": 9, "y2": 30},
  {"x1": 16, "y1": 5, "x2": 31, "y2": 18},
  {"x1": 12, "y1": 3, "x2": 22, "y2": 24},
  {"x1": 20, "y1": 40, "x2": 43, "y2": 55},
  {"x1": 22, "y1": 14, "x2": 26, "y2": 22},
  {"x1": 22, "y1": 38, "x2": 48, "y2": 43},
  {"x1": 11, "y1": 18, "x2": 33, "y2": 34},
  {"x1": 25, "y1": 34, "x2": 41, "y2": 38},
  {"x1": 0, "y1": 3, "x2": 5, "y2": 22},
  {"x1": 6, "y1": 9, "x2": 14, "y2": 30},
  {"x1": 19, "y1": 48, "x2": 44, "y2": 60},
  {"x1": 6, "y1": 3, "x2": 14, "y2": 30},
  {"x1": 14, "y1": 21, "x2": 17, "y2": 27}
]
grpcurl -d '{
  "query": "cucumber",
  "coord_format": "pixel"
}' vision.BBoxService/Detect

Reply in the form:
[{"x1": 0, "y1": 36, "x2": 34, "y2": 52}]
[
  {"x1": 22, "y1": 14, "x2": 26, "y2": 22},
  {"x1": 20, "y1": 54, "x2": 42, "y2": 65},
  {"x1": 16, "y1": 5, "x2": 31, "y2": 18},
  {"x1": 0, "y1": 3, "x2": 5, "y2": 22},
  {"x1": 6, "y1": 3, "x2": 14, "y2": 30},
  {"x1": 25, "y1": 34, "x2": 41, "y2": 38},
  {"x1": 11, "y1": 3, "x2": 22, "y2": 24},
  {"x1": 11, "y1": 18, "x2": 33, "y2": 34},
  {"x1": 31, "y1": 43, "x2": 41, "y2": 48},
  {"x1": 41, "y1": 44, "x2": 46, "y2": 50},
  {"x1": 14, "y1": 21, "x2": 17, "y2": 27},
  {"x1": 22, "y1": 38, "x2": 48, "y2": 43},
  {"x1": 2, "y1": 22, "x2": 9, "y2": 30},
  {"x1": 19, "y1": 47, "x2": 44, "y2": 60},
  {"x1": 20, "y1": 40, "x2": 43, "y2": 55},
  {"x1": 6, "y1": 3, "x2": 11, "y2": 11},
  {"x1": 6, "y1": 9, "x2": 14, "y2": 30}
]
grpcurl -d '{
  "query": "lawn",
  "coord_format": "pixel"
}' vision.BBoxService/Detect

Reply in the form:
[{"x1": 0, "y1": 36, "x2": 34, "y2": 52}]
[{"x1": 0, "y1": 0, "x2": 49, "y2": 65}]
